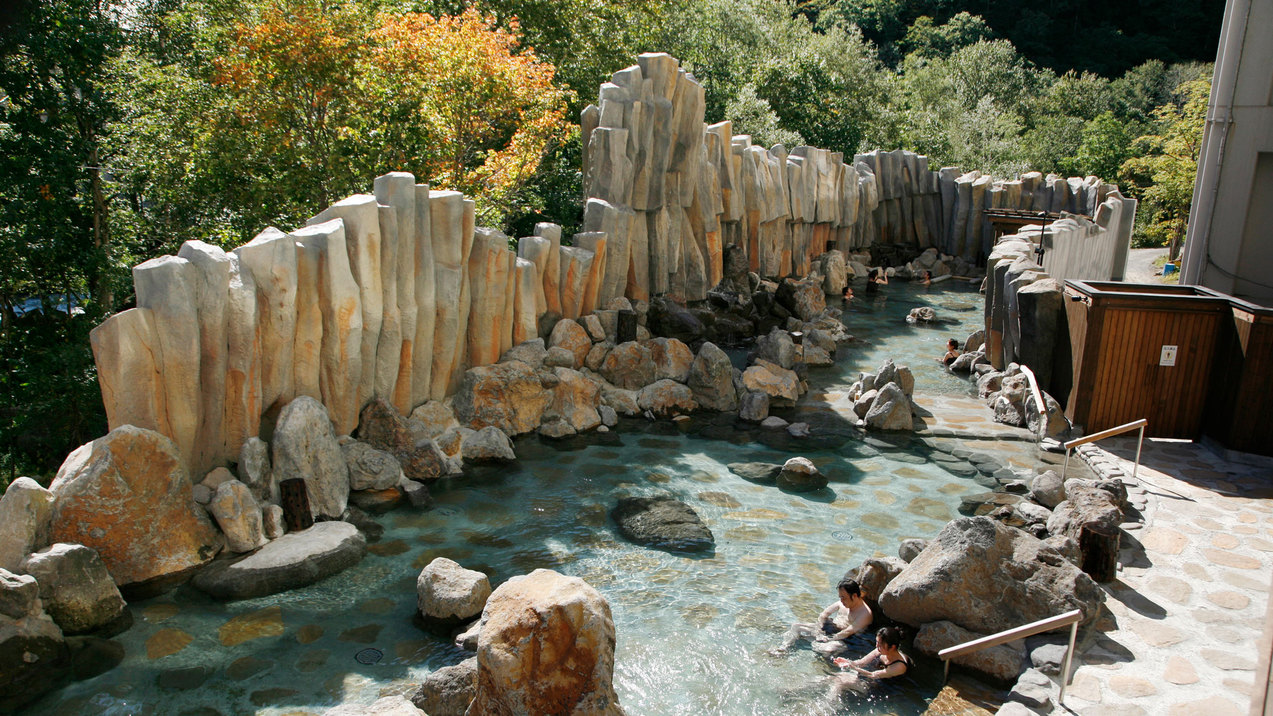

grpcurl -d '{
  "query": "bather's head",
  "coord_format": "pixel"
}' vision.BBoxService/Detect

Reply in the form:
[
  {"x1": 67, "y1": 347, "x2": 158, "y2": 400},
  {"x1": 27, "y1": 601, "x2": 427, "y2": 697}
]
[
  {"x1": 876, "y1": 625, "x2": 902, "y2": 652},
  {"x1": 836, "y1": 578, "x2": 863, "y2": 606}
]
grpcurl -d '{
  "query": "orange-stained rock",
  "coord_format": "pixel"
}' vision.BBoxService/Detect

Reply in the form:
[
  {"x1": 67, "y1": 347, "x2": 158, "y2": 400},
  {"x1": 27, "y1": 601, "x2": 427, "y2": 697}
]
[
  {"x1": 452, "y1": 362, "x2": 551, "y2": 436},
  {"x1": 469, "y1": 569, "x2": 624, "y2": 716},
  {"x1": 49, "y1": 426, "x2": 222, "y2": 589},
  {"x1": 548, "y1": 318, "x2": 591, "y2": 369},
  {"x1": 644, "y1": 337, "x2": 693, "y2": 383}
]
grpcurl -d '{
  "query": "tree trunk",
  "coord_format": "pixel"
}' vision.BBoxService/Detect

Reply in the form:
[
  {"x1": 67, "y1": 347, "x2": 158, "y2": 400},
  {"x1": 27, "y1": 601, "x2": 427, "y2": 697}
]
[{"x1": 88, "y1": 143, "x2": 113, "y2": 312}]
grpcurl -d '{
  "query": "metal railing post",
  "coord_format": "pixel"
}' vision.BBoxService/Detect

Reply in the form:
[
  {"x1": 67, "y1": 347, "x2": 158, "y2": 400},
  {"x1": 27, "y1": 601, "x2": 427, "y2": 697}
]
[
  {"x1": 938, "y1": 610, "x2": 1084, "y2": 704},
  {"x1": 1059, "y1": 618, "x2": 1079, "y2": 705},
  {"x1": 1061, "y1": 419, "x2": 1149, "y2": 482}
]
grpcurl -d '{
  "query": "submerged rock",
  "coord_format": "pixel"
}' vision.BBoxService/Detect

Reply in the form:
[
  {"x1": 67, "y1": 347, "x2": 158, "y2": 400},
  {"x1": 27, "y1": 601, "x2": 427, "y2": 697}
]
[
  {"x1": 727, "y1": 462, "x2": 781, "y2": 484},
  {"x1": 611, "y1": 496, "x2": 714, "y2": 553},
  {"x1": 776, "y1": 457, "x2": 827, "y2": 492},
  {"x1": 192, "y1": 521, "x2": 366, "y2": 601},
  {"x1": 0, "y1": 568, "x2": 71, "y2": 712}
]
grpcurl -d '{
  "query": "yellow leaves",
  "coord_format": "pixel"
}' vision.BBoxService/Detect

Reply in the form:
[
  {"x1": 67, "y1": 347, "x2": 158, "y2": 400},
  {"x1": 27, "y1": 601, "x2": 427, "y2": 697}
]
[{"x1": 204, "y1": 1, "x2": 571, "y2": 228}]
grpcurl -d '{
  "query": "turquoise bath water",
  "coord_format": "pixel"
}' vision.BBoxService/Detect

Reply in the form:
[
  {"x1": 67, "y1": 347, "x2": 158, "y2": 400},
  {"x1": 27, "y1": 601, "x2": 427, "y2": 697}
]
[{"x1": 29, "y1": 280, "x2": 1030, "y2": 716}]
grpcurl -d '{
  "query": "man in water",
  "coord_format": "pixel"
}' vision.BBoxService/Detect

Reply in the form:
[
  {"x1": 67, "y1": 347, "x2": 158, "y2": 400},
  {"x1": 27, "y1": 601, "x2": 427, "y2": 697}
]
[
  {"x1": 827, "y1": 626, "x2": 913, "y2": 698},
  {"x1": 771, "y1": 578, "x2": 873, "y2": 656}
]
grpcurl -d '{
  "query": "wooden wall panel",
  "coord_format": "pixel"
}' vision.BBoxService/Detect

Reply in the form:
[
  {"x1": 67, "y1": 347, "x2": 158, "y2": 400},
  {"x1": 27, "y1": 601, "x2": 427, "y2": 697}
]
[{"x1": 1064, "y1": 281, "x2": 1228, "y2": 439}]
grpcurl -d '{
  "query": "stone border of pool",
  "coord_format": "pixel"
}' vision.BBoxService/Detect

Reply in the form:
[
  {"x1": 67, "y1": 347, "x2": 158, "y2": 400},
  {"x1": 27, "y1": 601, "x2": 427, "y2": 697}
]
[{"x1": 999, "y1": 437, "x2": 1272, "y2": 716}]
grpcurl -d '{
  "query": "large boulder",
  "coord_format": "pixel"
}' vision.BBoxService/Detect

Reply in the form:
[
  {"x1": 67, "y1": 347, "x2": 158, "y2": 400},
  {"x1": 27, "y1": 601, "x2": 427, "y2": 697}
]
[
  {"x1": 409, "y1": 401, "x2": 462, "y2": 440},
  {"x1": 846, "y1": 556, "x2": 907, "y2": 602},
  {"x1": 776, "y1": 277, "x2": 826, "y2": 321},
  {"x1": 599, "y1": 341, "x2": 655, "y2": 390},
  {"x1": 273, "y1": 396, "x2": 350, "y2": 518},
  {"x1": 645, "y1": 338, "x2": 693, "y2": 383},
  {"x1": 461, "y1": 426, "x2": 517, "y2": 462},
  {"x1": 1045, "y1": 480, "x2": 1124, "y2": 541},
  {"x1": 0, "y1": 477, "x2": 53, "y2": 573},
  {"x1": 754, "y1": 328, "x2": 797, "y2": 370},
  {"x1": 879, "y1": 517, "x2": 1102, "y2": 634},
  {"x1": 915, "y1": 620, "x2": 1025, "y2": 684},
  {"x1": 416, "y1": 558, "x2": 492, "y2": 634},
  {"x1": 468, "y1": 569, "x2": 625, "y2": 716},
  {"x1": 342, "y1": 439, "x2": 406, "y2": 491},
  {"x1": 358, "y1": 398, "x2": 449, "y2": 481},
  {"x1": 741, "y1": 361, "x2": 800, "y2": 407},
  {"x1": 19, "y1": 543, "x2": 126, "y2": 635},
  {"x1": 648, "y1": 296, "x2": 705, "y2": 345},
  {"x1": 0, "y1": 568, "x2": 70, "y2": 712},
  {"x1": 636, "y1": 380, "x2": 697, "y2": 418},
  {"x1": 864, "y1": 383, "x2": 914, "y2": 431},
  {"x1": 546, "y1": 368, "x2": 602, "y2": 432},
  {"x1": 411, "y1": 657, "x2": 476, "y2": 716},
  {"x1": 611, "y1": 496, "x2": 714, "y2": 553},
  {"x1": 192, "y1": 521, "x2": 366, "y2": 600},
  {"x1": 499, "y1": 339, "x2": 548, "y2": 371},
  {"x1": 776, "y1": 457, "x2": 828, "y2": 492},
  {"x1": 48, "y1": 426, "x2": 222, "y2": 589},
  {"x1": 548, "y1": 318, "x2": 591, "y2": 369},
  {"x1": 687, "y1": 342, "x2": 737, "y2": 412},
  {"x1": 738, "y1": 392, "x2": 769, "y2": 422},
  {"x1": 452, "y1": 362, "x2": 551, "y2": 436}
]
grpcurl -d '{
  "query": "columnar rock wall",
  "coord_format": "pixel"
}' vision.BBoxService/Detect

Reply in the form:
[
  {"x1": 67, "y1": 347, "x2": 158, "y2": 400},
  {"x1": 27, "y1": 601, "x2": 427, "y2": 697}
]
[
  {"x1": 581, "y1": 54, "x2": 1136, "y2": 296},
  {"x1": 90, "y1": 53, "x2": 1136, "y2": 475},
  {"x1": 91, "y1": 177, "x2": 607, "y2": 477}
]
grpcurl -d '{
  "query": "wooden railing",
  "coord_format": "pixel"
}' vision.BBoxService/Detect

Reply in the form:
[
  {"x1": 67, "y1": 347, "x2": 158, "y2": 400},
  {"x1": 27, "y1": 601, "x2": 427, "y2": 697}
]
[
  {"x1": 938, "y1": 609, "x2": 1084, "y2": 705},
  {"x1": 1062, "y1": 418, "x2": 1147, "y2": 481}
]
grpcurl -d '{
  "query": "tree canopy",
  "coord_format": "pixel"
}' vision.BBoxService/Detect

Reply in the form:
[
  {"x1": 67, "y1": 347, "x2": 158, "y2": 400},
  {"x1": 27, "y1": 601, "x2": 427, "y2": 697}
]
[{"x1": 0, "y1": 0, "x2": 1220, "y2": 481}]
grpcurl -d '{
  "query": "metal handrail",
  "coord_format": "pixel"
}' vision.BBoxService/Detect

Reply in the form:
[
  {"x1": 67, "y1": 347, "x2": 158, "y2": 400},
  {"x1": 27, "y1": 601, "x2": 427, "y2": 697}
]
[
  {"x1": 1062, "y1": 418, "x2": 1147, "y2": 482},
  {"x1": 938, "y1": 609, "x2": 1083, "y2": 705}
]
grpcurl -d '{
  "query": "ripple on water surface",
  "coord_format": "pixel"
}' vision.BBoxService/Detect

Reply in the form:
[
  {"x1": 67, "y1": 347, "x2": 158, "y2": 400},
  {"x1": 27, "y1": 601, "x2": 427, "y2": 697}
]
[{"x1": 26, "y1": 283, "x2": 1008, "y2": 716}]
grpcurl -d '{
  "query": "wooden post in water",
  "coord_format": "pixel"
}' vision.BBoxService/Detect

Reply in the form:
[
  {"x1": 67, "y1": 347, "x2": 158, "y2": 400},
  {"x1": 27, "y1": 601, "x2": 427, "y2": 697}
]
[{"x1": 279, "y1": 478, "x2": 314, "y2": 533}]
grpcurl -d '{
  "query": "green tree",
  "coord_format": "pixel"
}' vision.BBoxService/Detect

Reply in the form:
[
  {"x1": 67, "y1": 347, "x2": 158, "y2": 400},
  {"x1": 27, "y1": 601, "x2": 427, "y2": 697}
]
[
  {"x1": 900, "y1": 12, "x2": 993, "y2": 59},
  {"x1": 667, "y1": 0, "x2": 885, "y2": 156},
  {"x1": 1120, "y1": 77, "x2": 1209, "y2": 260},
  {"x1": 0, "y1": 0, "x2": 121, "y2": 477},
  {"x1": 1064, "y1": 111, "x2": 1136, "y2": 182}
]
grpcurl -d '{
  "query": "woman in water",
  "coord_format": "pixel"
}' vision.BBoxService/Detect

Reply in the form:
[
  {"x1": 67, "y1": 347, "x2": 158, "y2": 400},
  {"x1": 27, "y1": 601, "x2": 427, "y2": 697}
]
[{"x1": 826, "y1": 626, "x2": 913, "y2": 699}]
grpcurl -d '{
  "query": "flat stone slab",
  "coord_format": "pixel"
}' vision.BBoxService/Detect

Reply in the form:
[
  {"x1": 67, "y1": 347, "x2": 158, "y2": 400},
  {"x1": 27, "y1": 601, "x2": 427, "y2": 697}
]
[
  {"x1": 611, "y1": 496, "x2": 714, "y2": 553},
  {"x1": 192, "y1": 521, "x2": 367, "y2": 600}
]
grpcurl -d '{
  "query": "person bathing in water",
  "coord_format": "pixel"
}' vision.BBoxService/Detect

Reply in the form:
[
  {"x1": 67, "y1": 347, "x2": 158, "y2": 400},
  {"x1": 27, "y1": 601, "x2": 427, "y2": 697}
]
[
  {"x1": 771, "y1": 578, "x2": 872, "y2": 656},
  {"x1": 827, "y1": 625, "x2": 913, "y2": 698},
  {"x1": 939, "y1": 338, "x2": 961, "y2": 366}
]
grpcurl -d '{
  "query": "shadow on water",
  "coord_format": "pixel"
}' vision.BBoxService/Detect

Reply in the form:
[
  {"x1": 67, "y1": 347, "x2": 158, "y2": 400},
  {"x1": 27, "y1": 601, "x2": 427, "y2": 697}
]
[{"x1": 26, "y1": 281, "x2": 1027, "y2": 716}]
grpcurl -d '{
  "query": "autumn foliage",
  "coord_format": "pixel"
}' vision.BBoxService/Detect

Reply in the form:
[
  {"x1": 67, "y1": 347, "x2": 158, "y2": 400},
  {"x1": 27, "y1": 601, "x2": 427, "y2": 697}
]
[{"x1": 209, "y1": 2, "x2": 571, "y2": 225}]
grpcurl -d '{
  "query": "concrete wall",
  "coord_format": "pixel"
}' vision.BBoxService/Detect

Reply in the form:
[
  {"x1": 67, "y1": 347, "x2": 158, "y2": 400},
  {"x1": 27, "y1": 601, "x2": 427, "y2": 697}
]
[{"x1": 1182, "y1": 0, "x2": 1273, "y2": 303}]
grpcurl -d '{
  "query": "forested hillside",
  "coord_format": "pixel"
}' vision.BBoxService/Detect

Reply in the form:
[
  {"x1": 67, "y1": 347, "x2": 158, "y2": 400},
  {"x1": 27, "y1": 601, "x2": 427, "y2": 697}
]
[{"x1": 0, "y1": 0, "x2": 1222, "y2": 479}]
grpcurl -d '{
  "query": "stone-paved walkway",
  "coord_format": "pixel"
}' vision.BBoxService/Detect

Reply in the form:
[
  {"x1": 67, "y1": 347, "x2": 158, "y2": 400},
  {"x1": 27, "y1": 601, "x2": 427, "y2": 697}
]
[
  {"x1": 909, "y1": 392, "x2": 1273, "y2": 716},
  {"x1": 1060, "y1": 435, "x2": 1273, "y2": 716}
]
